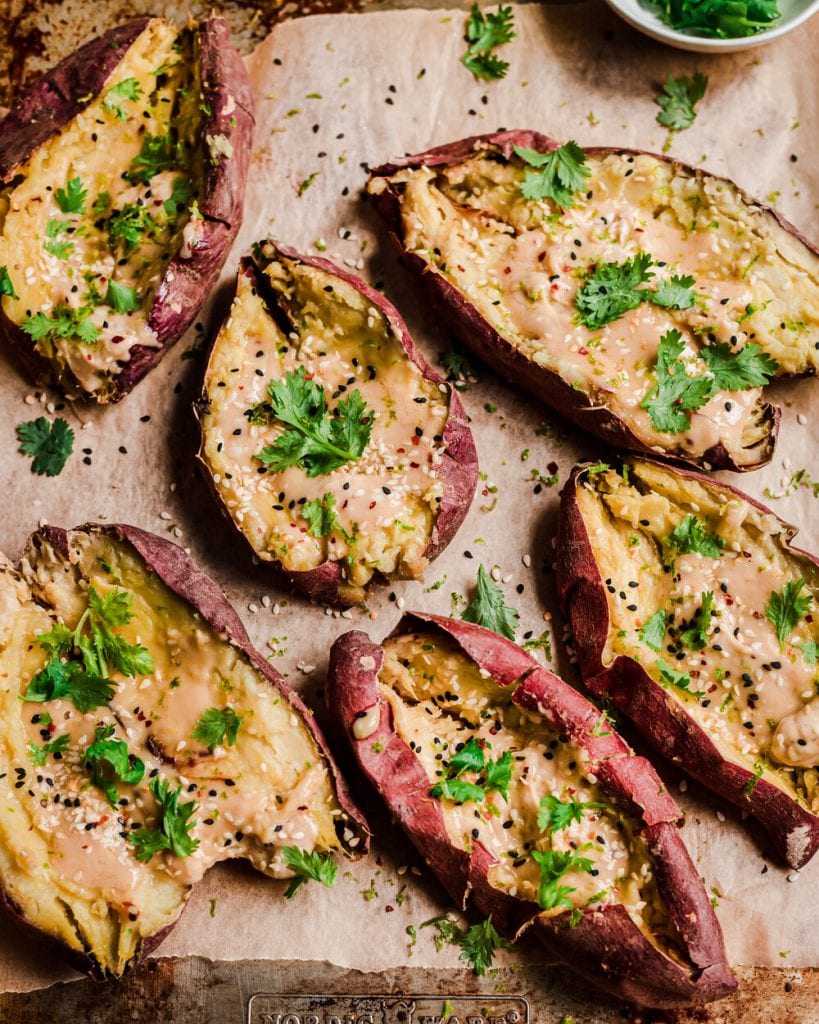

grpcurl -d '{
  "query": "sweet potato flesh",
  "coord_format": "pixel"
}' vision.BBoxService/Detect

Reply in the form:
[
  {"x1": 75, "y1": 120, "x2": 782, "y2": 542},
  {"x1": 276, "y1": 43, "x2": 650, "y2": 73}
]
[
  {"x1": 201, "y1": 245, "x2": 450, "y2": 605},
  {"x1": 0, "y1": 529, "x2": 350, "y2": 976},
  {"x1": 0, "y1": 19, "x2": 204, "y2": 399},
  {"x1": 377, "y1": 630, "x2": 684, "y2": 958},
  {"x1": 372, "y1": 149, "x2": 819, "y2": 465},
  {"x1": 577, "y1": 460, "x2": 819, "y2": 808}
]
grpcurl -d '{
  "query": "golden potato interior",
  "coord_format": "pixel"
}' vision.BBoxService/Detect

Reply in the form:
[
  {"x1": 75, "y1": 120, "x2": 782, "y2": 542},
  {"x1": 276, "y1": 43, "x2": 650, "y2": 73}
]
[
  {"x1": 378, "y1": 630, "x2": 685, "y2": 961},
  {"x1": 201, "y1": 244, "x2": 450, "y2": 605},
  {"x1": 577, "y1": 460, "x2": 819, "y2": 810},
  {"x1": 0, "y1": 19, "x2": 204, "y2": 399},
  {"x1": 371, "y1": 149, "x2": 819, "y2": 465},
  {"x1": 0, "y1": 529, "x2": 350, "y2": 976}
]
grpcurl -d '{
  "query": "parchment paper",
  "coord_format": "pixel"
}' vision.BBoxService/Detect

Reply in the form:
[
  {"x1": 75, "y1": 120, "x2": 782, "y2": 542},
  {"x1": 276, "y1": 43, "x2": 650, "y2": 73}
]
[{"x1": 0, "y1": 1, "x2": 817, "y2": 994}]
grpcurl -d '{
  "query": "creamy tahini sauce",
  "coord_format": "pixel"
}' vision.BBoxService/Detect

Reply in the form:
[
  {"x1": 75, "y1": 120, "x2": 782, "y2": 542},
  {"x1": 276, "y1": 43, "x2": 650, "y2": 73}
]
[
  {"x1": 376, "y1": 151, "x2": 819, "y2": 463},
  {"x1": 378, "y1": 633, "x2": 665, "y2": 933},
  {"x1": 0, "y1": 21, "x2": 199, "y2": 395},
  {"x1": 3, "y1": 533, "x2": 345, "y2": 931},
  {"x1": 202, "y1": 252, "x2": 450, "y2": 599},
  {"x1": 587, "y1": 463, "x2": 819, "y2": 794}
]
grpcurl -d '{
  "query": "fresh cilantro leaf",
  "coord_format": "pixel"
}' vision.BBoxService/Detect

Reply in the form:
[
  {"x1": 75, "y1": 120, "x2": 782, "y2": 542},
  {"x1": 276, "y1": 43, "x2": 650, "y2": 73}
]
[
  {"x1": 22, "y1": 657, "x2": 116, "y2": 712},
  {"x1": 282, "y1": 846, "x2": 338, "y2": 897},
  {"x1": 105, "y1": 279, "x2": 141, "y2": 314},
  {"x1": 522, "y1": 630, "x2": 552, "y2": 658},
  {"x1": 84, "y1": 724, "x2": 145, "y2": 807},
  {"x1": 531, "y1": 849, "x2": 594, "y2": 911},
  {"x1": 16, "y1": 417, "x2": 74, "y2": 476},
  {"x1": 640, "y1": 329, "x2": 713, "y2": 433},
  {"x1": 439, "y1": 346, "x2": 478, "y2": 388},
  {"x1": 586, "y1": 460, "x2": 611, "y2": 476},
  {"x1": 103, "y1": 77, "x2": 143, "y2": 120},
  {"x1": 107, "y1": 203, "x2": 158, "y2": 254},
  {"x1": 21, "y1": 305, "x2": 101, "y2": 346},
  {"x1": 255, "y1": 367, "x2": 373, "y2": 477},
  {"x1": 680, "y1": 591, "x2": 714, "y2": 650},
  {"x1": 27, "y1": 732, "x2": 69, "y2": 767},
  {"x1": 448, "y1": 736, "x2": 486, "y2": 776},
  {"x1": 575, "y1": 252, "x2": 654, "y2": 329},
  {"x1": 43, "y1": 218, "x2": 74, "y2": 260},
  {"x1": 192, "y1": 707, "x2": 243, "y2": 750},
  {"x1": 92, "y1": 191, "x2": 111, "y2": 217},
  {"x1": 652, "y1": 274, "x2": 696, "y2": 309},
  {"x1": 700, "y1": 341, "x2": 778, "y2": 391},
  {"x1": 37, "y1": 622, "x2": 74, "y2": 658},
  {"x1": 129, "y1": 776, "x2": 199, "y2": 862},
  {"x1": 799, "y1": 640, "x2": 817, "y2": 665},
  {"x1": 655, "y1": 657, "x2": 705, "y2": 698},
  {"x1": 514, "y1": 141, "x2": 590, "y2": 208},
  {"x1": 55, "y1": 176, "x2": 87, "y2": 215},
  {"x1": 457, "y1": 917, "x2": 512, "y2": 975},
  {"x1": 302, "y1": 493, "x2": 340, "y2": 537},
  {"x1": 765, "y1": 579, "x2": 813, "y2": 645},
  {"x1": 127, "y1": 133, "x2": 183, "y2": 184},
  {"x1": 639, "y1": 609, "x2": 668, "y2": 652},
  {"x1": 431, "y1": 778, "x2": 486, "y2": 804},
  {"x1": 461, "y1": 4, "x2": 515, "y2": 80},
  {"x1": 537, "y1": 794, "x2": 605, "y2": 833},
  {"x1": 666, "y1": 513, "x2": 725, "y2": 559},
  {"x1": 655, "y1": 72, "x2": 708, "y2": 131},
  {"x1": 163, "y1": 176, "x2": 195, "y2": 216},
  {"x1": 484, "y1": 750, "x2": 513, "y2": 799},
  {"x1": 0, "y1": 266, "x2": 18, "y2": 300},
  {"x1": 462, "y1": 564, "x2": 520, "y2": 639}
]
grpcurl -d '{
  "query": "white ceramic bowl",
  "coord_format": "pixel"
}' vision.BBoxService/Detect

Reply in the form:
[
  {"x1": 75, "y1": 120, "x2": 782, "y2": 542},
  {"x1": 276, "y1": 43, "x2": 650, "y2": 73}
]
[{"x1": 602, "y1": 0, "x2": 819, "y2": 52}]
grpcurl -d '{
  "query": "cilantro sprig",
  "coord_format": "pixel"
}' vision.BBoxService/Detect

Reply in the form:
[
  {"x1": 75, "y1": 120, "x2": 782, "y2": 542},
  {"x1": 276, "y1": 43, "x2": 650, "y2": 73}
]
[
  {"x1": 422, "y1": 915, "x2": 512, "y2": 975},
  {"x1": 129, "y1": 776, "x2": 199, "y2": 862},
  {"x1": 0, "y1": 266, "x2": 18, "y2": 300},
  {"x1": 22, "y1": 304, "x2": 101, "y2": 347},
  {"x1": 84, "y1": 724, "x2": 145, "y2": 807},
  {"x1": 28, "y1": 733, "x2": 70, "y2": 767},
  {"x1": 537, "y1": 794, "x2": 606, "y2": 833},
  {"x1": 639, "y1": 609, "x2": 668, "y2": 652},
  {"x1": 649, "y1": 1, "x2": 779, "y2": 40},
  {"x1": 461, "y1": 4, "x2": 515, "y2": 80},
  {"x1": 765, "y1": 579, "x2": 813, "y2": 645},
  {"x1": 282, "y1": 846, "x2": 338, "y2": 897},
  {"x1": 575, "y1": 255, "x2": 695, "y2": 330},
  {"x1": 655, "y1": 72, "x2": 708, "y2": 131},
  {"x1": 16, "y1": 417, "x2": 74, "y2": 476},
  {"x1": 531, "y1": 849, "x2": 594, "y2": 911},
  {"x1": 431, "y1": 737, "x2": 513, "y2": 805},
  {"x1": 254, "y1": 367, "x2": 373, "y2": 478},
  {"x1": 513, "y1": 142, "x2": 590, "y2": 208},
  {"x1": 23, "y1": 658, "x2": 116, "y2": 713},
  {"x1": 105, "y1": 280, "x2": 141, "y2": 314},
  {"x1": 103, "y1": 77, "x2": 143, "y2": 121},
  {"x1": 301, "y1": 493, "x2": 355, "y2": 544},
  {"x1": 55, "y1": 176, "x2": 87, "y2": 215},
  {"x1": 680, "y1": 591, "x2": 714, "y2": 650},
  {"x1": 665, "y1": 513, "x2": 725, "y2": 560},
  {"x1": 127, "y1": 133, "x2": 185, "y2": 184},
  {"x1": 107, "y1": 203, "x2": 158, "y2": 254},
  {"x1": 655, "y1": 657, "x2": 705, "y2": 698},
  {"x1": 192, "y1": 707, "x2": 243, "y2": 750},
  {"x1": 462, "y1": 564, "x2": 520, "y2": 640}
]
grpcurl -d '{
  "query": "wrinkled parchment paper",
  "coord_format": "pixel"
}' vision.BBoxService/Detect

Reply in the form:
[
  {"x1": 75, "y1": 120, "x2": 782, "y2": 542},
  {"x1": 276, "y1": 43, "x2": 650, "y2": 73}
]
[{"x1": 0, "y1": 1, "x2": 817, "y2": 993}]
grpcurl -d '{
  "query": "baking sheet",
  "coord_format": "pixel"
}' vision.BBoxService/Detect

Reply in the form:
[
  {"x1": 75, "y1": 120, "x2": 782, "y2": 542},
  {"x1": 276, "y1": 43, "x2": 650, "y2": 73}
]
[{"x1": 0, "y1": 0, "x2": 817, "y2": 994}]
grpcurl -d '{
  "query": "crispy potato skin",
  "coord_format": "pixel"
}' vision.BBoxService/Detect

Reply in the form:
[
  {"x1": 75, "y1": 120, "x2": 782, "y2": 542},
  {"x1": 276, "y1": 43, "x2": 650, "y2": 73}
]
[
  {"x1": 366, "y1": 129, "x2": 819, "y2": 471},
  {"x1": 0, "y1": 522, "x2": 369, "y2": 979},
  {"x1": 557, "y1": 460, "x2": 819, "y2": 870},
  {"x1": 327, "y1": 612, "x2": 735, "y2": 1008},
  {"x1": 0, "y1": 18, "x2": 254, "y2": 402},
  {"x1": 196, "y1": 242, "x2": 479, "y2": 608}
]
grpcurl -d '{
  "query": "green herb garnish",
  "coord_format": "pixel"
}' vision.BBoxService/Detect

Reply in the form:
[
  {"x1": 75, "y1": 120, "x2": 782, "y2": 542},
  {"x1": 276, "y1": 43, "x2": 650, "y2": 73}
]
[
  {"x1": 129, "y1": 776, "x2": 199, "y2": 862},
  {"x1": 666, "y1": 513, "x2": 725, "y2": 559},
  {"x1": 27, "y1": 733, "x2": 70, "y2": 767},
  {"x1": 656, "y1": 657, "x2": 705, "y2": 698},
  {"x1": 639, "y1": 609, "x2": 668, "y2": 652},
  {"x1": 192, "y1": 707, "x2": 243, "y2": 750},
  {"x1": 84, "y1": 724, "x2": 145, "y2": 807},
  {"x1": 55, "y1": 176, "x2": 87, "y2": 215},
  {"x1": 537, "y1": 794, "x2": 605, "y2": 833},
  {"x1": 680, "y1": 591, "x2": 714, "y2": 650},
  {"x1": 461, "y1": 3, "x2": 515, "y2": 80},
  {"x1": 575, "y1": 258, "x2": 694, "y2": 331},
  {"x1": 765, "y1": 579, "x2": 813, "y2": 645},
  {"x1": 16, "y1": 417, "x2": 74, "y2": 476},
  {"x1": 103, "y1": 77, "x2": 143, "y2": 120},
  {"x1": 513, "y1": 141, "x2": 590, "y2": 208},
  {"x1": 105, "y1": 280, "x2": 141, "y2": 314},
  {"x1": 655, "y1": 72, "x2": 708, "y2": 130},
  {"x1": 531, "y1": 849, "x2": 594, "y2": 911},
  {"x1": 0, "y1": 266, "x2": 18, "y2": 300},
  {"x1": 282, "y1": 846, "x2": 338, "y2": 897},
  {"x1": 461, "y1": 564, "x2": 520, "y2": 640},
  {"x1": 22, "y1": 305, "x2": 101, "y2": 346}
]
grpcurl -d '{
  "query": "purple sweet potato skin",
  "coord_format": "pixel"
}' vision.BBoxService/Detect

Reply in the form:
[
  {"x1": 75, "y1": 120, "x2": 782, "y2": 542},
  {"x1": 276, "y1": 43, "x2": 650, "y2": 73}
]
[
  {"x1": 197, "y1": 242, "x2": 479, "y2": 608},
  {"x1": 0, "y1": 18, "x2": 254, "y2": 403},
  {"x1": 327, "y1": 611, "x2": 736, "y2": 1008},
  {"x1": 366, "y1": 129, "x2": 819, "y2": 471},
  {"x1": 0, "y1": 522, "x2": 369, "y2": 979},
  {"x1": 557, "y1": 459, "x2": 819, "y2": 870}
]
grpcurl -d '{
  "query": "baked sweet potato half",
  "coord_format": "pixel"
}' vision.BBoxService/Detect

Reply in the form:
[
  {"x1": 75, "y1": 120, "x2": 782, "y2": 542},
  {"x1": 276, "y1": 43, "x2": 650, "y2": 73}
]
[
  {"x1": 197, "y1": 240, "x2": 478, "y2": 607},
  {"x1": 558, "y1": 458, "x2": 819, "y2": 869},
  {"x1": 368, "y1": 131, "x2": 818, "y2": 471},
  {"x1": 0, "y1": 523, "x2": 368, "y2": 978},
  {"x1": 0, "y1": 16, "x2": 253, "y2": 402},
  {"x1": 327, "y1": 612, "x2": 735, "y2": 1008}
]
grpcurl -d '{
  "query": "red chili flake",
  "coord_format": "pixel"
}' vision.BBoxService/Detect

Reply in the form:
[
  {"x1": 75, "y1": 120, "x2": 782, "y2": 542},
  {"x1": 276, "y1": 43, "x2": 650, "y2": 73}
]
[
  {"x1": 457, "y1": 264, "x2": 466, "y2": 273},
  {"x1": 578, "y1": 346, "x2": 588, "y2": 356},
  {"x1": 410, "y1": 462, "x2": 420, "y2": 468},
  {"x1": 537, "y1": 252, "x2": 547, "y2": 262},
  {"x1": 562, "y1": 264, "x2": 572, "y2": 273},
  {"x1": 110, "y1": 336, "x2": 124, "y2": 344},
  {"x1": 550, "y1": 282, "x2": 560, "y2": 291},
  {"x1": 385, "y1": 905, "x2": 394, "y2": 913},
  {"x1": 503, "y1": 266, "x2": 512, "y2": 275},
  {"x1": 411, "y1": 435, "x2": 420, "y2": 446},
  {"x1": 368, "y1": 501, "x2": 376, "y2": 509},
  {"x1": 298, "y1": 804, "x2": 308, "y2": 811},
  {"x1": 396, "y1": 447, "x2": 406, "y2": 454}
]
